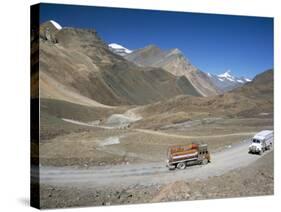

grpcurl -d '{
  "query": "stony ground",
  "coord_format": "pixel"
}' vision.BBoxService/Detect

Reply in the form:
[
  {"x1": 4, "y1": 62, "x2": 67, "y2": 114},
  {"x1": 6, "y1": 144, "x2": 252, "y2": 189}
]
[
  {"x1": 39, "y1": 116, "x2": 273, "y2": 167},
  {"x1": 38, "y1": 102, "x2": 273, "y2": 209},
  {"x1": 39, "y1": 151, "x2": 273, "y2": 208}
]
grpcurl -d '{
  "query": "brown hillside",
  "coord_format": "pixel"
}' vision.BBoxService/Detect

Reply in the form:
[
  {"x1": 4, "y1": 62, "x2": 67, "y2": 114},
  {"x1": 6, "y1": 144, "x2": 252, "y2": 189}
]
[{"x1": 38, "y1": 22, "x2": 201, "y2": 106}]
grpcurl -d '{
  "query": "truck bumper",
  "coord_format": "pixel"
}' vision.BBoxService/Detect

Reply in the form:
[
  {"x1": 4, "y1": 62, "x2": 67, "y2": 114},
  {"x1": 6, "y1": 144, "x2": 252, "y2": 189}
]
[
  {"x1": 166, "y1": 161, "x2": 176, "y2": 170},
  {"x1": 249, "y1": 148, "x2": 261, "y2": 153}
]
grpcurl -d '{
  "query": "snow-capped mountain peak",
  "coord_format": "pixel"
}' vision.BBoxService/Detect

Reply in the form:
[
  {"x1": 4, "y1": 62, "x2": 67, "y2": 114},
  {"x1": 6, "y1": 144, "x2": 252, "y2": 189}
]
[
  {"x1": 108, "y1": 43, "x2": 132, "y2": 56},
  {"x1": 207, "y1": 69, "x2": 252, "y2": 92},
  {"x1": 218, "y1": 70, "x2": 232, "y2": 77},
  {"x1": 168, "y1": 48, "x2": 182, "y2": 55},
  {"x1": 50, "y1": 20, "x2": 62, "y2": 30},
  {"x1": 218, "y1": 70, "x2": 235, "y2": 82},
  {"x1": 243, "y1": 77, "x2": 252, "y2": 82}
]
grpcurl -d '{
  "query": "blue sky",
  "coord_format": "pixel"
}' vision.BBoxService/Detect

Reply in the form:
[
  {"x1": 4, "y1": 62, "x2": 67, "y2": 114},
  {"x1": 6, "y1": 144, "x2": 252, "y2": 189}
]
[{"x1": 40, "y1": 3, "x2": 273, "y2": 78}]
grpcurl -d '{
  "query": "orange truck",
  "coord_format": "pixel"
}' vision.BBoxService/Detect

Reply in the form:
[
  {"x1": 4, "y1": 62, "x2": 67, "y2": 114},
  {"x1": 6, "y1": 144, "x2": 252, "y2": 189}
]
[{"x1": 166, "y1": 143, "x2": 210, "y2": 170}]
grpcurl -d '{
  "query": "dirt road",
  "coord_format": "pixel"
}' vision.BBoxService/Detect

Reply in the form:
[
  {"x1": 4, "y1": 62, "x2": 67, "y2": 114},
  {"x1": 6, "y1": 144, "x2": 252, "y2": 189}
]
[
  {"x1": 37, "y1": 139, "x2": 272, "y2": 189},
  {"x1": 135, "y1": 129, "x2": 257, "y2": 139}
]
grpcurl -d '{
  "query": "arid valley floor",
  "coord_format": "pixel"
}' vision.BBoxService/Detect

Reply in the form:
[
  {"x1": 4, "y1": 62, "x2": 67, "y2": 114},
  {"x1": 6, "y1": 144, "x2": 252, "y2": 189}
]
[
  {"x1": 31, "y1": 20, "x2": 274, "y2": 208},
  {"x1": 36, "y1": 99, "x2": 273, "y2": 208}
]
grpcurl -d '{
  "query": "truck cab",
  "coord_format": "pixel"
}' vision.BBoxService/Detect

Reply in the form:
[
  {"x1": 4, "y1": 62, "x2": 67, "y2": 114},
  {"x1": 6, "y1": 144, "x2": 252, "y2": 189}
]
[{"x1": 248, "y1": 130, "x2": 273, "y2": 155}]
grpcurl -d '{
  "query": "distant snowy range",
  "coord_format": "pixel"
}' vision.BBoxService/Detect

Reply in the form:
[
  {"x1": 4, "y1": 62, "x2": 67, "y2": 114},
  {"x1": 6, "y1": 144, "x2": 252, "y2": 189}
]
[
  {"x1": 108, "y1": 43, "x2": 252, "y2": 93},
  {"x1": 207, "y1": 70, "x2": 251, "y2": 92}
]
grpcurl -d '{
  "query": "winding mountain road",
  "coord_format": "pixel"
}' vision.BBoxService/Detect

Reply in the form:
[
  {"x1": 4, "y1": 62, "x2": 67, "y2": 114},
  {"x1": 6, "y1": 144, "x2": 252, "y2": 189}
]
[
  {"x1": 35, "y1": 139, "x2": 272, "y2": 189},
  {"x1": 135, "y1": 129, "x2": 257, "y2": 139}
]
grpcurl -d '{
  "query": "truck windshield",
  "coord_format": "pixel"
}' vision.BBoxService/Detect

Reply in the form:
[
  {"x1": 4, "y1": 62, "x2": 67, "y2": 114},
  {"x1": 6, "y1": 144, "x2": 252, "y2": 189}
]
[{"x1": 253, "y1": 139, "x2": 260, "y2": 143}]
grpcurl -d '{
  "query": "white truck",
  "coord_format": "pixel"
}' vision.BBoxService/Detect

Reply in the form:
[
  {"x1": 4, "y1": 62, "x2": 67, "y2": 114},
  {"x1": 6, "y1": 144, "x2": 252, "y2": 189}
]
[{"x1": 248, "y1": 130, "x2": 273, "y2": 155}]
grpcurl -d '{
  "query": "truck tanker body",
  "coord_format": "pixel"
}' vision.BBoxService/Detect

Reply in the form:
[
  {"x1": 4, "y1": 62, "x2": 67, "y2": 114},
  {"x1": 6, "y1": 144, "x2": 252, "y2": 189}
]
[{"x1": 166, "y1": 143, "x2": 210, "y2": 170}]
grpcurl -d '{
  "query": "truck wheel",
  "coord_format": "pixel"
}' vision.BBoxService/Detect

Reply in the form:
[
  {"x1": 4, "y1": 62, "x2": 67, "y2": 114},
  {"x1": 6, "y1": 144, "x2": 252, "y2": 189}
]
[
  {"x1": 177, "y1": 162, "x2": 186, "y2": 170},
  {"x1": 202, "y1": 158, "x2": 208, "y2": 165}
]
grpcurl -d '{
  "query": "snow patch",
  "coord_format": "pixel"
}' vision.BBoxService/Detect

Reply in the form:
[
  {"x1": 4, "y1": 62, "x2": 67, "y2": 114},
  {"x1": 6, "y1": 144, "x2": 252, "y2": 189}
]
[
  {"x1": 218, "y1": 70, "x2": 233, "y2": 78},
  {"x1": 218, "y1": 70, "x2": 238, "y2": 82},
  {"x1": 217, "y1": 70, "x2": 251, "y2": 85},
  {"x1": 109, "y1": 43, "x2": 124, "y2": 49},
  {"x1": 109, "y1": 43, "x2": 132, "y2": 54},
  {"x1": 50, "y1": 20, "x2": 62, "y2": 30},
  {"x1": 169, "y1": 48, "x2": 182, "y2": 55}
]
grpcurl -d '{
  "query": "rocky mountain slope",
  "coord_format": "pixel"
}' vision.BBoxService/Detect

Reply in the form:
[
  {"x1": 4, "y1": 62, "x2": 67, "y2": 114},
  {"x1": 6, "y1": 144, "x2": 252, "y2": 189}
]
[
  {"x1": 39, "y1": 20, "x2": 61, "y2": 43},
  {"x1": 134, "y1": 69, "x2": 273, "y2": 128},
  {"x1": 37, "y1": 21, "x2": 202, "y2": 107},
  {"x1": 125, "y1": 45, "x2": 221, "y2": 96},
  {"x1": 233, "y1": 69, "x2": 273, "y2": 101}
]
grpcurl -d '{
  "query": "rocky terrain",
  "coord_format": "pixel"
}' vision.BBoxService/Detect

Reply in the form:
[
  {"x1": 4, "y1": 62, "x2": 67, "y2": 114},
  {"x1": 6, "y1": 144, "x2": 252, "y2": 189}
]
[
  {"x1": 39, "y1": 151, "x2": 273, "y2": 208},
  {"x1": 131, "y1": 69, "x2": 273, "y2": 129},
  {"x1": 125, "y1": 45, "x2": 221, "y2": 96},
  {"x1": 37, "y1": 21, "x2": 202, "y2": 108},
  {"x1": 33, "y1": 20, "x2": 274, "y2": 209},
  {"x1": 111, "y1": 43, "x2": 251, "y2": 93}
]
